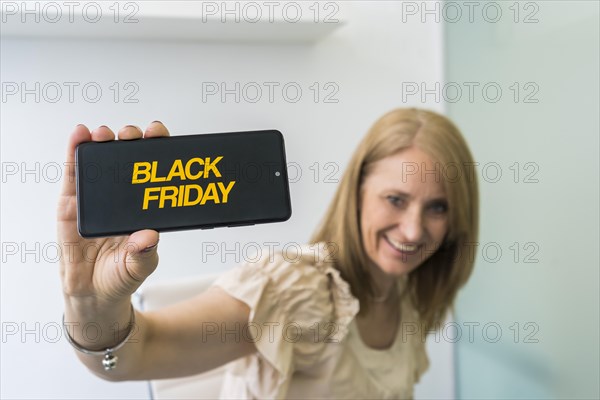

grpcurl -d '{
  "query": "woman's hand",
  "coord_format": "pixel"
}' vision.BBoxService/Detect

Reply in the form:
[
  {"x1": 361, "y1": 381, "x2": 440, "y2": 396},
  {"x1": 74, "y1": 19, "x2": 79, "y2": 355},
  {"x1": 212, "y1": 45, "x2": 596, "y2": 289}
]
[
  {"x1": 58, "y1": 122, "x2": 169, "y2": 349},
  {"x1": 58, "y1": 122, "x2": 256, "y2": 380}
]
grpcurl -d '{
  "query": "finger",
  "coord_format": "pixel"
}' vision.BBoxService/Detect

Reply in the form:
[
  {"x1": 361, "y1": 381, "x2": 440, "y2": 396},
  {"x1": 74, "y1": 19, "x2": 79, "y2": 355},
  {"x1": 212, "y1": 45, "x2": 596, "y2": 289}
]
[
  {"x1": 90, "y1": 125, "x2": 115, "y2": 142},
  {"x1": 122, "y1": 230, "x2": 160, "y2": 283},
  {"x1": 118, "y1": 125, "x2": 143, "y2": 140},
  {"x1": 144, "y1": 121, "x2": 170, "y2": 138},
  {"x1": 60, "y1": 124, "x2": 92, "y2": 198},
  {"x1": 128, "y1": 229, "x2": 159, "y2": 252},
  {"x1": 58, "y1": 124, "x2": 114, "y2": 228}
]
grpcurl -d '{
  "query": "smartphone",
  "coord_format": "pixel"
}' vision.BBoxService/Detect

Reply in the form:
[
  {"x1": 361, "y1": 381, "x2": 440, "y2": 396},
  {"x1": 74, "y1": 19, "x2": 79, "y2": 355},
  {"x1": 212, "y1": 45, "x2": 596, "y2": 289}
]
[{"x1": 75, "y1": 130, "x2": 292, "y2": 238}]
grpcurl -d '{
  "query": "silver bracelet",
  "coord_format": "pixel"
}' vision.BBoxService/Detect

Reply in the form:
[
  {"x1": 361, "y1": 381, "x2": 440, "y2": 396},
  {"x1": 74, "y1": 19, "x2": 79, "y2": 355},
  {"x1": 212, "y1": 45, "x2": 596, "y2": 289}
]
[{"x1": 62, "y1": 304, "x2": 136, "y2": 371}]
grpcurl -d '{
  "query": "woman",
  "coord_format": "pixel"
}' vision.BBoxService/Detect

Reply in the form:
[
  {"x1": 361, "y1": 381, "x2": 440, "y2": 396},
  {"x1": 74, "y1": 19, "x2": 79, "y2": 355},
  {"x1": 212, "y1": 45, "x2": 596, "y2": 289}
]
[{"x1": 57, "y1": 108, "x2": 479, "y2": 399}]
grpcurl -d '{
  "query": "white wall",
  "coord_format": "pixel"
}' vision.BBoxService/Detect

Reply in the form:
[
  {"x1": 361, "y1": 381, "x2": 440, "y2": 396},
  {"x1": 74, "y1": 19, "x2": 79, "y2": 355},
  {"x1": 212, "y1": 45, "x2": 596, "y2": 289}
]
[{"x1": 0, "y1": 1, "x2": 450, "y2": 398}]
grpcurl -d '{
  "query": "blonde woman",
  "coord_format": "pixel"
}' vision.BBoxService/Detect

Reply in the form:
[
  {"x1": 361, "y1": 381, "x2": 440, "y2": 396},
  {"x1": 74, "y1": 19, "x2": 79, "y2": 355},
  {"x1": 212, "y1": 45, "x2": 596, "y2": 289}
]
[{"x1": 58, "y1": 108, "x2": 479, "y2": 399}]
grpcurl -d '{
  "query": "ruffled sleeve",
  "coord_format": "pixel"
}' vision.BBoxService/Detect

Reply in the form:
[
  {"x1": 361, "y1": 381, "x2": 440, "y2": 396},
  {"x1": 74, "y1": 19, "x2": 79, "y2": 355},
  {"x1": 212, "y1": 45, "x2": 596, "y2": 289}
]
[{"x1": 210, "y1": 242, "x2": 360, "y2": 399}]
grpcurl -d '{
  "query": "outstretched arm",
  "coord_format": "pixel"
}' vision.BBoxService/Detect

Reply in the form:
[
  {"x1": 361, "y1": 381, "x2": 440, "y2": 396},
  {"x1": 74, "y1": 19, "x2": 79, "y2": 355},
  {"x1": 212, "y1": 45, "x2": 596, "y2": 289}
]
[{"x1": 58, "y1": 123, "x2": 256, "y2": 381}]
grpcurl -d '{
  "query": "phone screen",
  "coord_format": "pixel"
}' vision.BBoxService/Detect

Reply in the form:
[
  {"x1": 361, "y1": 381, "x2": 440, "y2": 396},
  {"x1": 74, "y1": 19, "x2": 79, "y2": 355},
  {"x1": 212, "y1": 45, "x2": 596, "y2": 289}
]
[{"x1": 76, "y1": 130, "x2": 291, "y2": 237}]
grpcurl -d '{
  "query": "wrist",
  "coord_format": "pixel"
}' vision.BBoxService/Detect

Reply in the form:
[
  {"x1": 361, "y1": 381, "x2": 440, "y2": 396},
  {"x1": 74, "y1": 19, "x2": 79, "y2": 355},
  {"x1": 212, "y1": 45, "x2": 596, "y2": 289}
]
[
  {"x1": 63, "y1": 296, "x2": 133, "y2": 350},
  {"x1": 63, "y1": 303, "x2": 136, "y2": 371}
]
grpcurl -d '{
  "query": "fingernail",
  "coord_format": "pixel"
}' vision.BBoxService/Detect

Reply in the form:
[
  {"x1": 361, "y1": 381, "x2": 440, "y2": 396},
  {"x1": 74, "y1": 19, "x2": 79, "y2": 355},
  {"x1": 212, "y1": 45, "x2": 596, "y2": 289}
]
[
  {"x1": 151, "y1": 120, "x2": 163, "y2": 125},
  {"x1": 142, "y1": 243, "x2": 158, "y2": 252},
  {"x1": 91, "y1": 125, "x2": 106, "y2": 134},
  {"x1": 125, "y1": 125, "x2": 142, "y2": 131}
]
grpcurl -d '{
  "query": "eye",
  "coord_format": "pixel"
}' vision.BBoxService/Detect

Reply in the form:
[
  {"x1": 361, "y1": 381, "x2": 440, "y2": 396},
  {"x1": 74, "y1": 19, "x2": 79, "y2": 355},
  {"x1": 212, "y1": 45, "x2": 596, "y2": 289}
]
[
  {"x1": 386, "y1": 195, "x2": 404, "y2": 207},
  {"x1": 429, "y1": 201, "x2": 448, "y2": 215}
]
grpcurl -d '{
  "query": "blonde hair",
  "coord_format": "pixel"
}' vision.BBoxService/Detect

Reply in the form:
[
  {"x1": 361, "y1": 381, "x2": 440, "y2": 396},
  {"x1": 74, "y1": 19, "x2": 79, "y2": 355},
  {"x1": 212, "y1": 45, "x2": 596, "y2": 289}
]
[{"x1": 309, "y1": 108, "x2": 479, "y2": 334}]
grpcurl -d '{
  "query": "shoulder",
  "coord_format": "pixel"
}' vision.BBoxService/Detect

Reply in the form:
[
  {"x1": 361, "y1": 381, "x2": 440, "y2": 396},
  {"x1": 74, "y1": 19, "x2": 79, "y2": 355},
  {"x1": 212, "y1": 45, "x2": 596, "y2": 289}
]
[
  {"x1": 212, "y1": 242, "x2": 332, "y2": 295},
  {"x1": 212, "y1": 241, "x2": 359, "y2": 340},
  {"x1": 214, "y1": 241, "x2": 339, "y2": 288},
  {"x1": 212, "y1": 242, "x2": 360, "y2": 381}
]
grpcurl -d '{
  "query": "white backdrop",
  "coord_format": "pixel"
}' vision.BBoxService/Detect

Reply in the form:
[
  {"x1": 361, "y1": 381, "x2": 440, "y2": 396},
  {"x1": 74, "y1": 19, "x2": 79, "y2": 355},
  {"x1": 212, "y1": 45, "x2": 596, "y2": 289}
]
[{"x1": 0, "y1": 2, "x2": 452, "y2": 398}]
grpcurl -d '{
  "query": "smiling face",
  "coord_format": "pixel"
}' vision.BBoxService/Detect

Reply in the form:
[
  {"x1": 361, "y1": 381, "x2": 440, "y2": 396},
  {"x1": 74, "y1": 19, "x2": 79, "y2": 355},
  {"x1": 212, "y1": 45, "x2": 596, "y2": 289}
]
[{"x1": 359, "y1": 146, "x2": 450, "y2": 278}]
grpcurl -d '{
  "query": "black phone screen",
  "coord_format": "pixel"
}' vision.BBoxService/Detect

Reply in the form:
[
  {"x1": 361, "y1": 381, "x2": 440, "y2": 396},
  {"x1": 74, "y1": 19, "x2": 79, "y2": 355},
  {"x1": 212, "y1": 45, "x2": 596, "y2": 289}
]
[{"x1": 75, "y1": 130, "x2": 292, "y2": 237}]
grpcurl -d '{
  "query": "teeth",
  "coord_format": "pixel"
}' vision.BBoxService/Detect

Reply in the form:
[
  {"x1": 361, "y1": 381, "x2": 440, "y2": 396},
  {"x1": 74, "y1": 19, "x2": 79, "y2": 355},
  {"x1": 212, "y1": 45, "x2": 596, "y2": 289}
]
[{"x1": 386, "y1": 236, "x2": 418, "y2": 252}]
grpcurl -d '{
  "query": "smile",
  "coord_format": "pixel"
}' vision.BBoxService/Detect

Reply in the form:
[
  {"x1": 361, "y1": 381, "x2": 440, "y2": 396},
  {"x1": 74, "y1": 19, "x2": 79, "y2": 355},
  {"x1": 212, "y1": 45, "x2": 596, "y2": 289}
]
[{"x1": 384, "y1": 235, "x2": 420, "y2": 255}]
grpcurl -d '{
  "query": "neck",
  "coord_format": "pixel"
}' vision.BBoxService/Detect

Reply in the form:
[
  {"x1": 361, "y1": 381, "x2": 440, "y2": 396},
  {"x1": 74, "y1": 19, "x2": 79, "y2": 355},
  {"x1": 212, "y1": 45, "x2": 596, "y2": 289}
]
[{"x1": 366, "y1": 262, "x2": 399, "y2": 303}]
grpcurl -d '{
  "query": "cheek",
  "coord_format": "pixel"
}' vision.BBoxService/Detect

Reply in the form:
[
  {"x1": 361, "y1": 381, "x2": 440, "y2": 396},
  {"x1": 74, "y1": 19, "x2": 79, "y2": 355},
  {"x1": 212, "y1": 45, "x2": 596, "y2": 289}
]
[
  {"x1": 359, "y1": 200, "x2": 381, "y2": 245},
  {"x1": 359, "y1": 208, "x2": 373, "y2": 242},
  {"x1": 428, "y1": 219, "x2": 449, "y2": 242}
]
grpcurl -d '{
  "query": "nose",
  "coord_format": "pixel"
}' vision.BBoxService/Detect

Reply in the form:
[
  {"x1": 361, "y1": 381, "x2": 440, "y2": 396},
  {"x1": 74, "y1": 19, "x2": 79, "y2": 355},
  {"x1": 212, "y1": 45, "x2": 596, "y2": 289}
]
[{"x1": 398, "y1": 205, "x2": 424, "y2": 243}]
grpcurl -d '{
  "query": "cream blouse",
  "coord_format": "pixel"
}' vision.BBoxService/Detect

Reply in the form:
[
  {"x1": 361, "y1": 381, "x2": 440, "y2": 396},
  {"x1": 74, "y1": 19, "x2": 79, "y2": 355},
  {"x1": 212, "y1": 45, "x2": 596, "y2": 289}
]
[{"x1": 210, "y1": 242, "x2": 430, "y2": 399}]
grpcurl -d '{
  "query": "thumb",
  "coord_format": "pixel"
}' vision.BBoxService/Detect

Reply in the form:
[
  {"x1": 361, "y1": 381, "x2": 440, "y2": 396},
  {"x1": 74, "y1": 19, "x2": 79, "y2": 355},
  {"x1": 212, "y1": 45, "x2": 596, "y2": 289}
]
[{"x1": 123, "y1": 229, "x2": 160, "y2": 284}]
